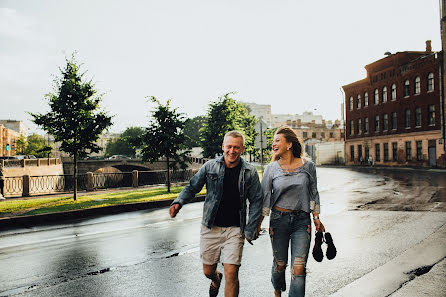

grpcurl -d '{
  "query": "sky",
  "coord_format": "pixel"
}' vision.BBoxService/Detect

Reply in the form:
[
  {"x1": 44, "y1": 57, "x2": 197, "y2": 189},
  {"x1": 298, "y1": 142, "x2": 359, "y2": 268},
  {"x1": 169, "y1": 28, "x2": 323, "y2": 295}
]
[{"x1": 0, "y1": 0, "x2": 442, "y2": 134}]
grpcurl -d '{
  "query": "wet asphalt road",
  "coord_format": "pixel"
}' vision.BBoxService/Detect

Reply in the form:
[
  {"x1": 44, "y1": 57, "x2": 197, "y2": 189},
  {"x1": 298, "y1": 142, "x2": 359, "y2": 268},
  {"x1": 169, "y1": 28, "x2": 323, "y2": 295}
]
[{"x1": 0, "y1": 167, "x2": 445, "y2": 297}]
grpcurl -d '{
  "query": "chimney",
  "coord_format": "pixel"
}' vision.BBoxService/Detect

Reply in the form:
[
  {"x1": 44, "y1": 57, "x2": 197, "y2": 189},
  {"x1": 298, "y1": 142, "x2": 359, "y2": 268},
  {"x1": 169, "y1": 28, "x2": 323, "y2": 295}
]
[{"x1": 426, "y1": 40, "x2": 432, "y2": 53}]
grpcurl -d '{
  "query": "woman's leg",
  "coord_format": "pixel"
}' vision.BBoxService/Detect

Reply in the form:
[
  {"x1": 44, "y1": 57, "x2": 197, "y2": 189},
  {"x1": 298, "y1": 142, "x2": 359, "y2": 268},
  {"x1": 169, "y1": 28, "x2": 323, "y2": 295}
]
[
  {"x1": 270, "y1": 212, "x2": 290, "y2": 294},
  {"x1": 288, "y1": 214, "x2": 311, "y2": 297}
]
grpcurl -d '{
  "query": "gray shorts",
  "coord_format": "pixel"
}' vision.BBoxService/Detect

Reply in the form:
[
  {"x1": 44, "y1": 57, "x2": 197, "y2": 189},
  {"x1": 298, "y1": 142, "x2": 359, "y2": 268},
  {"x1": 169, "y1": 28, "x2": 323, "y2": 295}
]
[{"x1": 200, "y1": 225, "x2": 245, "y2": 266}]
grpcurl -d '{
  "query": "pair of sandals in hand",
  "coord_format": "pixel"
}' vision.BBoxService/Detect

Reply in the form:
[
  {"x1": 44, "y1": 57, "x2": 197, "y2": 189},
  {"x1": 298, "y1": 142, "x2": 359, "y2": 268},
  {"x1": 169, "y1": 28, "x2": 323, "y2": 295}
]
[{"x1": 312, "y1": 231, "x2": 337, "y2": 262}]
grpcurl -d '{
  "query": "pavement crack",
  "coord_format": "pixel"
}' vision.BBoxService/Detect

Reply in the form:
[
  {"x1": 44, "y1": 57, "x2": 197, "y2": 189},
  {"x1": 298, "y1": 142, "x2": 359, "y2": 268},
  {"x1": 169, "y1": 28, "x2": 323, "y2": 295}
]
[{"x1": 385, "y1": 257, "x2": 446, "y2": 297}]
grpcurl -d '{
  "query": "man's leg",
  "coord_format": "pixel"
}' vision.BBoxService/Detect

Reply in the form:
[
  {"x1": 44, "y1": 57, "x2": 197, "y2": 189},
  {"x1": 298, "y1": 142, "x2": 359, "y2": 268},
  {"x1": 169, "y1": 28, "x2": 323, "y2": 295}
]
[
  {"x1": 223, "y1": 263, "x2": 240, "y2": 297},
  {"x1": 203, "y1": 263, "x2": 221, "y2": 285}
]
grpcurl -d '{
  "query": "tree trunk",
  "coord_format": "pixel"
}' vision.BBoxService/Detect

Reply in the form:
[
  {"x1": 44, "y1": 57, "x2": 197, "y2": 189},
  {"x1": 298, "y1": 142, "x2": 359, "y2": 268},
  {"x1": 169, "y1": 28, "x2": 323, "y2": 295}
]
[
  {"x1": 73, "y1": 154, "x2": 77, "y2": 201},
  {"x1": 166, "y1": 156, "x2": 170, "y2": 193}
]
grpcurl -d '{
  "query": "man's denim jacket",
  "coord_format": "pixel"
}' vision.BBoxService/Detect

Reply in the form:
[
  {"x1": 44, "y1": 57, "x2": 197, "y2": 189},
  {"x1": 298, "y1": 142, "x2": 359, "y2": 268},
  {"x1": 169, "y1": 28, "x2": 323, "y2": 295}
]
[{"x1": 172, "y1": 156, "x2": 263, "y2": 241}]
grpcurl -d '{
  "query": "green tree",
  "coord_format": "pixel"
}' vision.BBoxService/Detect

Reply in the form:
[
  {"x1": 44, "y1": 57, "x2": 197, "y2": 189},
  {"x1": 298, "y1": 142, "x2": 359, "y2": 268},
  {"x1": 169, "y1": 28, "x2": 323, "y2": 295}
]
[
  {"x1": 184, "y1": 116, "x2": 206, "y2": 148},
  {"x1": 105, "y1": 127, "x2": 144, "y2": 157},
  {"x1": 30, "y1": 55, "x2": 113, "y2": 201},
  {"x1": 26, "y1": 134, "x2": 47, "y2": 158},
  {"x1": 200, "y1": 93, "x2": 257, "y2": 158},
  {"x1": 139, "y1": 96, "x2": 189, "y2": 193},
  {"x1": 15, "y1": 134, "x2": 27, "y2": 155}
]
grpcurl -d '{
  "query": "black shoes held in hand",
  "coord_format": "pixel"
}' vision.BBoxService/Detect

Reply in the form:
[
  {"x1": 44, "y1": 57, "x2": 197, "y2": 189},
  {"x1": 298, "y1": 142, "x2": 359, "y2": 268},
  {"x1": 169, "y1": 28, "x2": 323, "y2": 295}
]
[{"x1": 312, "y1": 231, "x2": 337, "y2": 262}]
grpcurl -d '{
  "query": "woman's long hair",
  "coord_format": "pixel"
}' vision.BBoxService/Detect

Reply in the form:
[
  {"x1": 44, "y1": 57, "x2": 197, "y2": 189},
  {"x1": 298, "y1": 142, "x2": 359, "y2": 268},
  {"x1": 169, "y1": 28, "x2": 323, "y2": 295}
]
[{"x1": 272, "y1": 126, "x2": 303, "y2": 161}]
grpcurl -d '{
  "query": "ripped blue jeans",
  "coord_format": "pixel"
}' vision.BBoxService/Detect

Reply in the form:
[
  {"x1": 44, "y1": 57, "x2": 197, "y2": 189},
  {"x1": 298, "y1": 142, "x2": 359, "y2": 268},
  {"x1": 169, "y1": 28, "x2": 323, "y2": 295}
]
[{"x1": 269, "y1": 209, "x2": 311, "y2": 297}]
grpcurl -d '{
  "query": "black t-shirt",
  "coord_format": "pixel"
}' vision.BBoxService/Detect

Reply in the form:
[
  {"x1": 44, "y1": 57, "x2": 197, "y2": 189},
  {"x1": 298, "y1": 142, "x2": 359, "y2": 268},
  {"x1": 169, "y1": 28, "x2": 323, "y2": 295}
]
[{"x1": 213, "y1": 162, "x2": 242, "y2": 227}]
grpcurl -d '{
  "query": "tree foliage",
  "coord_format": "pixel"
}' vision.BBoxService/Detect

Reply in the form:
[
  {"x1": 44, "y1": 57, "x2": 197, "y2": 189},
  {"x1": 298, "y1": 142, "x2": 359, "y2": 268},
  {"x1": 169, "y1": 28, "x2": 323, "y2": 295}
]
[
  {"x1": 105, "y1": 127, "x2": 144, "y2": 157},
  {"x1": 15, "y1": 134, "x2": 49, "y2": 158},
  {"x1": 139, "y1": 97, "x2": 189, "y2": 192},
  {"x1": 30, "y1": 55, "x2": 112, "y2": 200},
  {"x1": 200, "y1": 93, "x2": 257, "y2": 159},
  {"x1": 184, "y1": 116, "x2": 206, "y2": 148}
]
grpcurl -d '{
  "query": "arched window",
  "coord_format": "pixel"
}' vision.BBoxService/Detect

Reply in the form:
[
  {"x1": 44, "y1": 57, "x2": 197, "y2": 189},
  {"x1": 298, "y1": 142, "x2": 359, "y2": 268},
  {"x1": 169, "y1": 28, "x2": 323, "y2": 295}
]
[
  {"x1": 349, "y1": 96, "x2": 353, "y2": 110},
  {"x1": 391, "y1": 84, "x2": 396, "y2": 100},
  {"x1": 382, "y1": 86, "x2": 387, "y2": 103},
  {"x1": 364, "y1": 92, "x2": 369, "y2": 107},
  {"x1": 414, "y1": 76, "x2": 420, "y2": 95},
  {"x1": 356, "y1": 94, "x2": 361, "y2": 109},
  {"x1": 427, "y1": 73, "x2": 434, "y2": 92},
  {"x1": 374, "y1": 89, "x2": 379, "y2": 104},
  {"x1": 404, "y1": 80, "x2": 410, "y2": 97}
]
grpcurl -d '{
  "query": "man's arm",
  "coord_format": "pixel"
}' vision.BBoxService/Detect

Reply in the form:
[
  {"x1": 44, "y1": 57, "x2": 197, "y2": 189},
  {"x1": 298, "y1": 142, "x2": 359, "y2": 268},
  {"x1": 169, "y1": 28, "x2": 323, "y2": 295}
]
[
  {"x1": 244, "y1": 168, "x2": 263, "y2": 242},
  {"x1": 169, "y1": 164, "x2": 207, "y2": 218}
]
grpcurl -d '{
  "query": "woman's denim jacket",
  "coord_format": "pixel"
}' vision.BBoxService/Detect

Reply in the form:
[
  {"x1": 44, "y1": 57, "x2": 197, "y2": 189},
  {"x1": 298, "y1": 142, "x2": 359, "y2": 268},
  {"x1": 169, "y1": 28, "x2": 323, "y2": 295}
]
[{"x1": 172, "y1": 156, "x2": 263, "y2": 241}]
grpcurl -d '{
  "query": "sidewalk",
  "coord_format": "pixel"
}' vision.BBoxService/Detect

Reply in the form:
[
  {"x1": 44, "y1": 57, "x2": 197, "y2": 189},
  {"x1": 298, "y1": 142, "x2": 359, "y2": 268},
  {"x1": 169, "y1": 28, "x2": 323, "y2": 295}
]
[{"x1": 329, "y1": 223, "x2": 446, "y2": 297}]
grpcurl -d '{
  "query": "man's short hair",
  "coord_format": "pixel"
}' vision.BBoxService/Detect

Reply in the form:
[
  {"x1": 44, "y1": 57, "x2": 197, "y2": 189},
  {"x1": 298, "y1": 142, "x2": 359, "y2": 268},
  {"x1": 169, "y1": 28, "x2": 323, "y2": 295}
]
[{"x1": 223, "y1": 131, "x2": 245, "y2": 146}]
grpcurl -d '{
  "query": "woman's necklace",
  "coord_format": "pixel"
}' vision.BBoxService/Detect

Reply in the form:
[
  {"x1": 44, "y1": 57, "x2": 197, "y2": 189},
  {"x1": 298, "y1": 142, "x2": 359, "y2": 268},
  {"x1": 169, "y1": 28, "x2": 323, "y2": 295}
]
[{"x1": 279, "y1": 158, "x2": 302, "y2": 174}]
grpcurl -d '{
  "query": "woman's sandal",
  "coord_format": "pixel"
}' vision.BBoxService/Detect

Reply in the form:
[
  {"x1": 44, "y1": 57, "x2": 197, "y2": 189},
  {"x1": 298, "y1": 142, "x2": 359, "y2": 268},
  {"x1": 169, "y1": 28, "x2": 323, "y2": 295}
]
[{"x1": 209, "y1": 271, "x2": 223, "y2": 297}]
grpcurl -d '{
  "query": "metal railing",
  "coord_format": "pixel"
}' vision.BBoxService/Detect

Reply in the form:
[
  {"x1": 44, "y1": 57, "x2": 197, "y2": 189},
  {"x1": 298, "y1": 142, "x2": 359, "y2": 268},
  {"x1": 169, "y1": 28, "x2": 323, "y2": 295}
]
[
  {"x1": 93, "y1": 172, "x2": 133, "y2": 189},
  {"x1": 2, "y1": 176, "x2": 23, "y2": 197},
  {"x1": 1, "y1": 169, "x2": 198, "y2": 198}
]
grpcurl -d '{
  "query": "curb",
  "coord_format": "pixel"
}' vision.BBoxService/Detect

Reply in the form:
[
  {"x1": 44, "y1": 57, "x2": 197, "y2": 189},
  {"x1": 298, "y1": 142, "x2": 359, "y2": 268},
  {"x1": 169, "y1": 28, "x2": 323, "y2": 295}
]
[
  {"x1": 329, "y1": 223, "x2": 446, "y2": 297},
  {"x1": 0, "y1": 195, "x2": 205, "y2": 230}
]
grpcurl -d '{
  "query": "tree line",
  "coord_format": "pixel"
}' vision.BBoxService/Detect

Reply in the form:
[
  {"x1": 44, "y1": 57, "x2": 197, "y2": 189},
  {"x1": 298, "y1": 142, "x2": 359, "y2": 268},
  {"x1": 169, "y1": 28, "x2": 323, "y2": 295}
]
[{"x1": 30, "y1": 55, "x2": 273, "y2": 200}]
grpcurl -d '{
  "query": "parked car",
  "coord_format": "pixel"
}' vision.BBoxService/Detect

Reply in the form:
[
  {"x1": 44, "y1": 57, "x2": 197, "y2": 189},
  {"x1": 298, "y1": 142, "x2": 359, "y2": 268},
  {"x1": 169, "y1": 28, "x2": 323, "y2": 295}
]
[{"x1": 107, "y1": 155, "x2": 131, "y2": 160}]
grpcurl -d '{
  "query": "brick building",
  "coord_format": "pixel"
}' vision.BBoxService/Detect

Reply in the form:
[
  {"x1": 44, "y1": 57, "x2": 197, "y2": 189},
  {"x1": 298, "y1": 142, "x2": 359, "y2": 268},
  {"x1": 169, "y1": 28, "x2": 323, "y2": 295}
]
[
  {"x1": 0, "y1": 124, "x2": 20, "y2": 156},
  {"x1": 343, "y1": 41, "x2": 445, "y2": 168}
]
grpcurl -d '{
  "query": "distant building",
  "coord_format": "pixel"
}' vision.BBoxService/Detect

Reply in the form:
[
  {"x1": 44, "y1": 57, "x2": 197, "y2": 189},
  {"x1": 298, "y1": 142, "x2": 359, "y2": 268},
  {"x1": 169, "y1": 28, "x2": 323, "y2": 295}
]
[
  {"x1": 342, "y1": 41, "x2": 445, "y2": 168},
  {"x1": 242, "y1": 102, "x2": 272, "y2": 127},
  {"x1": 243, "y1": 103, "x2": 345, "y2": 162},
  {"x1": 0, "y1": 120, "x2": 27, "y2": 136},
  {"x1": 272, "y1": 111, "x2": 324, "y2": 127},
  {"x1": 0, "y1": 124, "x2": 20, "y2": 156}
]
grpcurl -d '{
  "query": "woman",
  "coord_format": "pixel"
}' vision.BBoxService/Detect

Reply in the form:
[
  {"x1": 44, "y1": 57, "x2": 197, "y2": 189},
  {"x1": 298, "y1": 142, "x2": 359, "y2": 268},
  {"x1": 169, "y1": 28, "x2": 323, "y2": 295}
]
[{"x1": 260, "y1": 127, "x2": 324, "y2": 297}]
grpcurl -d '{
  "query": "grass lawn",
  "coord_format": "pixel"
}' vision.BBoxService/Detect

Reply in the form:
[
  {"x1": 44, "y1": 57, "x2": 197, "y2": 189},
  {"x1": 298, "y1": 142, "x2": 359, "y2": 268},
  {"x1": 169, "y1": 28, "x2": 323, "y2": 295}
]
[{"x1": 0, "y1": 186, "x2": 206, "y2": 218}]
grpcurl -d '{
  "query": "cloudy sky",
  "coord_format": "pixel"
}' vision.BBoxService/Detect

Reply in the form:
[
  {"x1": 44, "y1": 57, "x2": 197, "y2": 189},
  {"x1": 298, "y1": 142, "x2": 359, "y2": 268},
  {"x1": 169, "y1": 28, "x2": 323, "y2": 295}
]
[{"x1": 0, "y1": 0, "x2": 441, "y2": 133}]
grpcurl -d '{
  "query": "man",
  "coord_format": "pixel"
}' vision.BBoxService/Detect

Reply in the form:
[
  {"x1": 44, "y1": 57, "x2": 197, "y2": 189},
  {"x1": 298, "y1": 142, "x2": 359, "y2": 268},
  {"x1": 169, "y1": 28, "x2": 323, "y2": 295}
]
[{"x1": 169, "y1": 131, "x2": 263, "y2": 297}]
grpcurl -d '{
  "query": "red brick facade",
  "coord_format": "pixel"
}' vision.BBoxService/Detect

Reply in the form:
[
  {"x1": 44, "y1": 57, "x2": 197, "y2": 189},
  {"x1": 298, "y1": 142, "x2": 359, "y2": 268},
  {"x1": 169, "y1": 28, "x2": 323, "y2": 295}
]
[{"x1": 342, "y1": 48, "x2": 445, "y2": 168}]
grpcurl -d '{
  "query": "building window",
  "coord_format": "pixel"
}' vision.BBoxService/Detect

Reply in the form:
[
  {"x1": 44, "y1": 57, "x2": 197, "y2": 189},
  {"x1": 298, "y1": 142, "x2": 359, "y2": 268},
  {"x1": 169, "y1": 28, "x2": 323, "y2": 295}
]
[
  {"x1": 349, "y1": 120, "x2": 354, "y2": 135},
  {"x1": 384, "y1": 143, "x2": 389, "y2": 161},
  {"x1": 303, "y1": 132, "x2": 308, "y2": 138},
  {"x1": 414, "y1": 76, "x2": 421, "y2": 95},
  {"x1": 392, "y1": 142, "x2": 398, "y2": 161},
  {"x1": 374, "y1": 89, "x2": 379, "y2": 104},
  {"x1": 404, "y1": 80, "x2": 410, "y2": 97},
  {"x1": 312, "y1": 132, "x2": 317, "y2": 138},
  {"x1": 375, "y1": 143, "x2": 381, "y2": 162},
  {"x1": 357, "y1": 119, "x2": 362, "y2": 134},
  {"x1": 428, "y1": 105, "x2": 435, "y2": 126},
  {"x1": 341, "y1": 132, "x2": 345, "y2": 139},
  {"x1": 383, "y1": 114, "x2": 388, "y2": 131},
  {"x1": 350, "y1": 145, "x2": 354, "y2": 161},
  {"x1": 405, "y1": 141, "x2": 412, "y2": 161},
  {"x1": 427, "y1": 73, "x2": 434, "y2": 92},
  {"x1": 364, "y1": 117, "x2": 369, "y2": 133},
  {"x1": 374, "y1": 115, "x2": 379, "y2": 132},
  {"x1": 329, "y1": 132, "x2": 334, "y2": 138},
  {"x1": 391, "y1": 83, "x2": 396, "y2": 100},
  {"x1": 416, "y1": 141, "x2": 422, "y2": 161},
  {"x1": 364, "y1": 92, "x2": 369, "y2": 107},
  {"x1": 321, "y1": 132, "x2": 325, "y2": 138},
  {"x1": 382, "y1": 86, "x2": 387, "y2": 103},
  {"x1": 358, "y1": 144, "x2": 363, "y2": 160},
  {"x1": 415, "y1": 107, "x2": 421, "y2": 127},
  {"x1": 356, "y1": 95, "x2": 361, "y2": 109},
  {"x1": 405, "y1": 109, "x2": 411, "y2": 128},
  {"x1": 349, "y1": 96, "x2": 353, "y2": 110},
  {"x1": 391, "y1": 112, "x2": 397, "y2": 130},
  {"x1": 365, "y1": 146, "x2": 370, "y2": 159}
]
